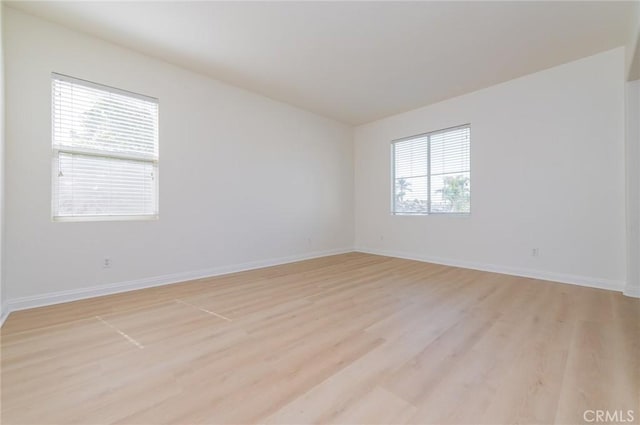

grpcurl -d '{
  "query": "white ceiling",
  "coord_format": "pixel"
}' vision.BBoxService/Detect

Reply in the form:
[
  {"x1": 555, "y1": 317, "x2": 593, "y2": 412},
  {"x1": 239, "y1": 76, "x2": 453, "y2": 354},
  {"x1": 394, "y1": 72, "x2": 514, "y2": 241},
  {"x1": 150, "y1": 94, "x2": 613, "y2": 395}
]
[{"x1": 7, "y1": 1, "x2": 638, "y2": 124}]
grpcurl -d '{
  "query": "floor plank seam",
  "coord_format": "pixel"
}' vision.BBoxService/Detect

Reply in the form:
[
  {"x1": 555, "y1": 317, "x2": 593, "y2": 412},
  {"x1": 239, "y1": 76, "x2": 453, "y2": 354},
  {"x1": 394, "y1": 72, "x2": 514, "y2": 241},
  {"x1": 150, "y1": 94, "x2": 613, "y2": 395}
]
[
  {"x1": 174, "y1": 299, "x2": 233, "y2": 322},
  {"x1": 94, "y1": 315, "x2": 145, "y2": 349}
]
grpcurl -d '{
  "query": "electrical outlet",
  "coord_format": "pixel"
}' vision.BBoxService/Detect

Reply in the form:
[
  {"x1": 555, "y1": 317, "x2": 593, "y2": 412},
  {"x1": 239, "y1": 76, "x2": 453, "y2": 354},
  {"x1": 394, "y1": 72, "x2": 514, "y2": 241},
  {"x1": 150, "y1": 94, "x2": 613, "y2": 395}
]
[
  {"x1": 103, "y1": 258, "x2": 112, "y2": 268},
  {"x1": 531, "y1": 248, "x2": 539, "y2": 257}
]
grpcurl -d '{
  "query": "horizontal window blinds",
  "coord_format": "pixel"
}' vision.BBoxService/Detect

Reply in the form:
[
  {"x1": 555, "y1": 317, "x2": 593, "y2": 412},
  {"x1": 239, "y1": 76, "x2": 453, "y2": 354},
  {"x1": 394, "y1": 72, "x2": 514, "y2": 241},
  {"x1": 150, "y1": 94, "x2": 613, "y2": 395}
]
[
  {"x1": 52, "y1": 73, "x2": 159, "y2": 219},
  {"x1": 393, "y1": 135, "x2": 430, "y2": 214},
  {"x1": 392, "y1": 125, "x2": 470, "y2": 215}
]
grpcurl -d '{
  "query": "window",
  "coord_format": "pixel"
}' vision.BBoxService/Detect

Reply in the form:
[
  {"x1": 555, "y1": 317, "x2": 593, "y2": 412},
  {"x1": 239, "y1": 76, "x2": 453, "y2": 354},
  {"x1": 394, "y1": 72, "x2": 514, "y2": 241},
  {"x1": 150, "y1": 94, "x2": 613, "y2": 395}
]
[
  {"x1": 52, "y1": 73, "x2": 159, "y2": 221},
  {"x1": 392, "y1": 124, "x2": 470, "y2": 215}
]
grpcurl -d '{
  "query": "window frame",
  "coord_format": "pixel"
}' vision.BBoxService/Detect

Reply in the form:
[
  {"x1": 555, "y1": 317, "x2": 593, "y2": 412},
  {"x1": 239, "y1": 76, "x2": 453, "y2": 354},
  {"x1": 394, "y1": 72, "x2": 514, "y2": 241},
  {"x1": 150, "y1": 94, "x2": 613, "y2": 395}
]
[
  {"x1": 391, "y1": 123, "x2": 471, "y2": 216},
  {"x1": 51, "y1": 73, "x2": 160, "y2": 222}
]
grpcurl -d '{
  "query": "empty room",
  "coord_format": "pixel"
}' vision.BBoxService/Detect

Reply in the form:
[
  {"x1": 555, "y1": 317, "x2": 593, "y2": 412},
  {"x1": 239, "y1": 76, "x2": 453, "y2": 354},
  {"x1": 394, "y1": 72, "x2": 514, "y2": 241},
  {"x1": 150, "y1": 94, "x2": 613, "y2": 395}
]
[{"x1": 1, "y1": 1, "x2": 639, "y2": 424}]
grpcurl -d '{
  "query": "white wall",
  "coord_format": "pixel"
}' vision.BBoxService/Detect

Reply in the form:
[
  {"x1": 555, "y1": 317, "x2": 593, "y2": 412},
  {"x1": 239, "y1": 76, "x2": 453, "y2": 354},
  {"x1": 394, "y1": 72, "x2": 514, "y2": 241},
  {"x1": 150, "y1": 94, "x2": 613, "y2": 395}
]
[
  {"x1": 626, "y1": 2, "x2": 640, "y2": 297},
  {"x1": 0, "y1": 3, "x2": 6, "y2": 323},
  {"x1": 626, "y1": 0, "x2": 640, "y2": 81},
  {"x1": 354, "y1": 48, "x2": 627, "y2": 291},
  {"x1": 626, "y1": 80, "x2": 640, "y2": 297},
  {"x1": 4, "y1": 8, "x2": 353, "y2": 305}
]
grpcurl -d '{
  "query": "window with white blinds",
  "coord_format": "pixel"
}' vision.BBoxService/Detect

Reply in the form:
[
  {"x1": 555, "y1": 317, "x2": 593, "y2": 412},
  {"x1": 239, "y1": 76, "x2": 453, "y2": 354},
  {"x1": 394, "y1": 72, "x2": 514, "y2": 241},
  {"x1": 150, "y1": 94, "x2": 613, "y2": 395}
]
[
  {"x1": 392, "y1": 124, "x2": 470, "y2": 215},
  {"x1": 51, "y1": 73, "x2": 159, "y2": 220}
]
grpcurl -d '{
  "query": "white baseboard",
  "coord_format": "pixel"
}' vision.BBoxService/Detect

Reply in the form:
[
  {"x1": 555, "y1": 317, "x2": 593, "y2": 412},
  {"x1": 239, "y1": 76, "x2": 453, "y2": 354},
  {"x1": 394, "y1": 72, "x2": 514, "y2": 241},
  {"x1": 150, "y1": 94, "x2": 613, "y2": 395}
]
[
  {"x1": 623, "y1": 286, "x2": 640, "y2": 298},
  {"x1": 354, "y1": 247, "x2": 626, "y2": 293},
  {"x1": 0, "y1": 302, "x2": 9, "y2": 328},
  {"x1": 3, "y1": 247, "x2": 353, "y2": 318},
  {"x1": 1, "y1": 246, "x2": 633, "y2": 328}
]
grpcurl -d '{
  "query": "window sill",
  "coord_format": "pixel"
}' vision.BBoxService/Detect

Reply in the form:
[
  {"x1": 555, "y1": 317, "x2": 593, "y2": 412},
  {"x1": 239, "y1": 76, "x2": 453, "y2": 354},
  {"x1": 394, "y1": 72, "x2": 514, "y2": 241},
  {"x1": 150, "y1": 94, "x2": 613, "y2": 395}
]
[
  {"x1": 391, "y1": 212, "x2": 471, "y2": 217},
  {"x1": 52, "y1": 215, "x2": 159, "y2": 223}
]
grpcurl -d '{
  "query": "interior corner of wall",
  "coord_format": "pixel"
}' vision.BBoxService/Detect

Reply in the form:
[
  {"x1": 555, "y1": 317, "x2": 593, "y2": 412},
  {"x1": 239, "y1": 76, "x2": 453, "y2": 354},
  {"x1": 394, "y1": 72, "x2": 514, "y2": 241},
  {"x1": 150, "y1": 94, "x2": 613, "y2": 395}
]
[{"x1": 628, "y1": 24, "x2": 640, "y2": 81}]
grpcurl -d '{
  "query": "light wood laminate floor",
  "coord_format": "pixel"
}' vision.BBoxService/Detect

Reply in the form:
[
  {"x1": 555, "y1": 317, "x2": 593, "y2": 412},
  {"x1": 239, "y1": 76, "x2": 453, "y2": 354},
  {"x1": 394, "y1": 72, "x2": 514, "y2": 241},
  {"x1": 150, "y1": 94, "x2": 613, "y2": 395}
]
[{"x1": 1, "y1": 253, "x2": 639, "y2": 424}]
